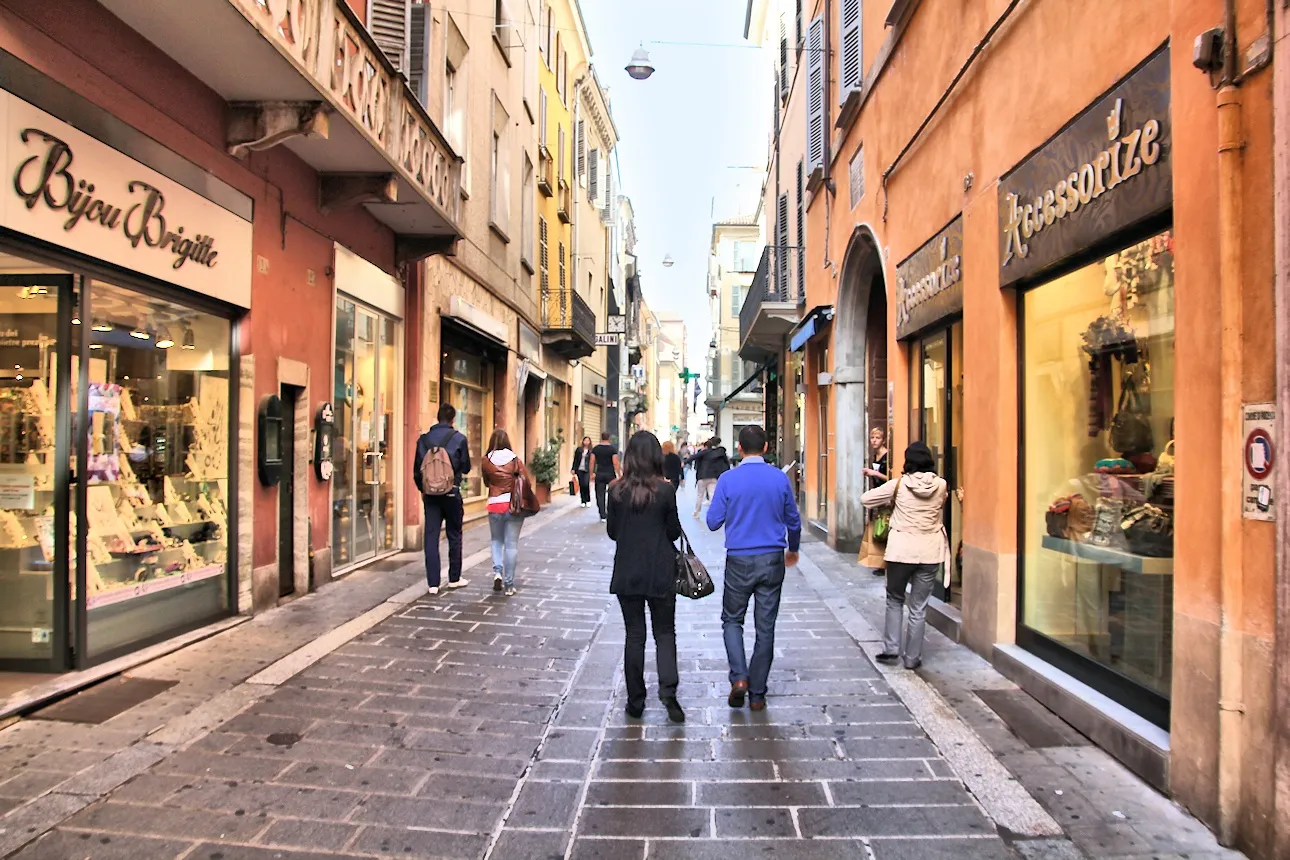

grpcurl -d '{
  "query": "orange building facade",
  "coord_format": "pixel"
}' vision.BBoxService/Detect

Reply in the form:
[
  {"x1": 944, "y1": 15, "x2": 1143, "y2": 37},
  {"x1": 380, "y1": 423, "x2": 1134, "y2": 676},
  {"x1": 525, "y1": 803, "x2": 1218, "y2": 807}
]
[{"x1": 780, "y1": 0, "x2": 1286, "y2": 854}]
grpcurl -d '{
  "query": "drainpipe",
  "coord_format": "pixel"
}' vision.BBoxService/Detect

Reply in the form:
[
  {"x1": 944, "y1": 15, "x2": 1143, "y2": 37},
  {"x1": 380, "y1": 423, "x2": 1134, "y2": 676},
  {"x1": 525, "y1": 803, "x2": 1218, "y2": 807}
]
[
  {"x1": 1216, "y1": 0, "x2": 1246, "y2": 844},
  {"x1": 1275, "y1": 0, "x2": 1290, "y2": 852}
]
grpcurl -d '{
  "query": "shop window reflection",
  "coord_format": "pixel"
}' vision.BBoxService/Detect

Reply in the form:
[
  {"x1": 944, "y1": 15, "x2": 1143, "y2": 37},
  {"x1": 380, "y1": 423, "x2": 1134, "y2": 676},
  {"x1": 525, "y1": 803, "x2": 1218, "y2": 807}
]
[
  {"x1": 82, "y1": 280, "x2": 231, "y2": 659},
  {"x1": 1022, "y1": 230, "x2": 1176, "y2": 703}
]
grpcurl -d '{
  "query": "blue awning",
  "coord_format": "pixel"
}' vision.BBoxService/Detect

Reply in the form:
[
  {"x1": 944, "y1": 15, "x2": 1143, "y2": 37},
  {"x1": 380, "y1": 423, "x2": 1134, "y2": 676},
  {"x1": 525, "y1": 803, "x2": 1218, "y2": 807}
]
[
  {"x1": 789, "y1": 317, "x2": 817, "y2": 352},
  {"x1": 789, "y1": 305, "x2": 834, "y2": 352}
]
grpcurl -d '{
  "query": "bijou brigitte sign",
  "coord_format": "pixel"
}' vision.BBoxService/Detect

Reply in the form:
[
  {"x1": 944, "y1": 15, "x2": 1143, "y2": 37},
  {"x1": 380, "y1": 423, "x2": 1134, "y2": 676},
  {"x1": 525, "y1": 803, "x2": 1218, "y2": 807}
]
[{"x1": 0, "y1": 93, "x2": 252, "y2": 307}]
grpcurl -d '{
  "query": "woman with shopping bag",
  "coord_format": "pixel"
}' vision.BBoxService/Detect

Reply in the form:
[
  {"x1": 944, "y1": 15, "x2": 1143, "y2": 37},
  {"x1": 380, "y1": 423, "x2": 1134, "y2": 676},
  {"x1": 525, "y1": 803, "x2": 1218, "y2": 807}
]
[{"x1": 860, "y1": 441, "x2": 949, "y2": 670}]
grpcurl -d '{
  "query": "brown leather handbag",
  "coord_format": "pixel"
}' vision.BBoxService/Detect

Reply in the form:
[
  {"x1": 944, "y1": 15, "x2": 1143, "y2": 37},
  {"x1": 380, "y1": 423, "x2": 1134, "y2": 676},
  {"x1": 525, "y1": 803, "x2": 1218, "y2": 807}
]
[{"x1": 509, "y1": 460, "x2": 541, "y2": 518}]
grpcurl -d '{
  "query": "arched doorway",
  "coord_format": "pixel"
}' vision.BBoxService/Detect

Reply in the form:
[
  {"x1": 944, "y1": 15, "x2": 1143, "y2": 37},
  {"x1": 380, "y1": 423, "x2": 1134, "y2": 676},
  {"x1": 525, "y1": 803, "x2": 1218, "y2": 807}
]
[{"x1": 832, "y1": 227, "x2": 888, "y2": 549}]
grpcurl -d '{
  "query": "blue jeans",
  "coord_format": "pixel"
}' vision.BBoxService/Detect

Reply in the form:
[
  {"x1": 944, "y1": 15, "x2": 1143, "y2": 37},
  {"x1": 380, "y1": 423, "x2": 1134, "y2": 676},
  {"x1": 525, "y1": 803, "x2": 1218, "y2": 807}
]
[
  {"x1": 721, "y1": 551, "x2": 786, "y2": 700},
  {"x1": 488, "y1": 513, "x2": 524, "y2": 588}
]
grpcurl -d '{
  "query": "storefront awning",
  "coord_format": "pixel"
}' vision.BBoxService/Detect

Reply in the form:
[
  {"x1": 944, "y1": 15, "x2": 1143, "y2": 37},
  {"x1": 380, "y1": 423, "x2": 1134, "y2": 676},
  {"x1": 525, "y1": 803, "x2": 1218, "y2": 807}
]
[
  {"x1": 719, "y1": 360, "x2": 772, "y2": 409},
  {"x1": 789, "y1": 305, "x2": 834, "y2": 352}
]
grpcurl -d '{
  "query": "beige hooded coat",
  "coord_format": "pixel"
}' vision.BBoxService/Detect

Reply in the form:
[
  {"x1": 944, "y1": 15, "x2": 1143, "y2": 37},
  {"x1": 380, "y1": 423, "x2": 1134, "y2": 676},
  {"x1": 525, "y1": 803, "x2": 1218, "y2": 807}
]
[{"x1": 861, "y1": 472, "x2": 950, "y2": 565}]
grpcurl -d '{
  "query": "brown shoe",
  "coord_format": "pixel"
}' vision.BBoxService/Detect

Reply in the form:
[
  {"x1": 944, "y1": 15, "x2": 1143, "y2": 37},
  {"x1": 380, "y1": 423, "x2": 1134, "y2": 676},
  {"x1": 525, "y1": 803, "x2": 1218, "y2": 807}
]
[
  {"x1": 728, "y1": 680, "x2": 748, "y2": 708},
  {"x1": 749, "y1": 698, "x2": 766, "y2": 712}
]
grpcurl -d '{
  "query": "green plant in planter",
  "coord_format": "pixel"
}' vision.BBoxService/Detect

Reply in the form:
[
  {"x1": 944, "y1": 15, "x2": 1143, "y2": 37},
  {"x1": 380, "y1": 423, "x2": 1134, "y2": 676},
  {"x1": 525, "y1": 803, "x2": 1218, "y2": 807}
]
[{"x1": 529, "y1": 433, "x2": 566, "y2": 486}]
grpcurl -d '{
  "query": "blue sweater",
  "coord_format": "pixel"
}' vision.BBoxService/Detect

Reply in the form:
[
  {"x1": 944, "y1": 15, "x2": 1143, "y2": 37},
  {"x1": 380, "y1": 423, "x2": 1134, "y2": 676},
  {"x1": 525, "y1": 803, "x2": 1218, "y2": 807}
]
[{"x1": 706, "y1": 456, "x2": 802, "y2": 556}]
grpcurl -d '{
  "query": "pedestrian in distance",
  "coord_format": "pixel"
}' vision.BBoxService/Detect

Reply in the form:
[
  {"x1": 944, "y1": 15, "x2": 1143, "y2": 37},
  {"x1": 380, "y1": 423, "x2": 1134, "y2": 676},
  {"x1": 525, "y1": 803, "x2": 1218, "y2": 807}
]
[
  {"x1": 861, "y1": 440, "x2": 950, "y2": 670},
  {"x1": 413, "y1": 403, "x2": 472, "y2": 595},
  {"x1": 481, "y1": 429, "x2": 531, "y2": 597},
  {"x1": 706, "y1": 425, "x2": 801, "y2": 712},
  {"x1": 860, "y1": 425, "x2": 891, "y2": 576},
  {"x1": 571, "y1": 436, "x2": 594, "y2": 508},
  {"x1": 692, "y1": 436, "x2": 731, "y2": 518},
  {"x1": 607, "y1": 431, "x2": 685, "y2": 723},
  {"x1": 591, "y1": 432, "x2": 621, "y2": 521},
  {"x1": 662, "y1": 440, "x2": 684, "y2": 491}
]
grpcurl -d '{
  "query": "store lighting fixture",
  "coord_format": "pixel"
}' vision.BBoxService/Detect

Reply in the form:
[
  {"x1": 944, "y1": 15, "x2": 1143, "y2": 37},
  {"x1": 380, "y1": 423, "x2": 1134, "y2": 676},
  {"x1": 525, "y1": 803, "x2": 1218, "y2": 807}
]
[
  {"x1": 91, "y1": 320, "x2": 113, "y2": 332},
  {"x1": 156, "y1": 328, "x2": 176, "y2": 349},
  {"x1": 89, "y1": 343, "x2": 102, "y2": 350},
  {"x1": 72, "y1": 316, "x2": 81, "y2": 326},
  {"x1": 182, "y1": 325, "x2": 195, "y2": 350},
  {"x1": 130, "y1": 318, "x2": 151, "y2": 340},
  {"x1": 662, "y1": 254, "x2": 675, "y2": 268}
]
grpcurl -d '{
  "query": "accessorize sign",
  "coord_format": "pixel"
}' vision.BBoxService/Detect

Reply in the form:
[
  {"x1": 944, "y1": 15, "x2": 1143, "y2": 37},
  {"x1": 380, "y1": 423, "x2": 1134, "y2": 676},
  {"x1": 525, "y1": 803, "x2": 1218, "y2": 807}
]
[
  {"x1": 1, "y1": 92, "x2": 252, "y2": 307},
  {"x1": 998, "y1": 48, "x2": 1171, "y2": 287},
  {"x1": 896, "y1": 216, "x2": 963, "y2": 340}
]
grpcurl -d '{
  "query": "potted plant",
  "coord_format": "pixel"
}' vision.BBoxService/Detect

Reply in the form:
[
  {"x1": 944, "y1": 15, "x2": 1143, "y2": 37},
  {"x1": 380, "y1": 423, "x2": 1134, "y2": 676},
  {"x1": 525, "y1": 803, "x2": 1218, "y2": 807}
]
[{"x1": 528, "y1": 433, "x2": 565, "y2": 504}]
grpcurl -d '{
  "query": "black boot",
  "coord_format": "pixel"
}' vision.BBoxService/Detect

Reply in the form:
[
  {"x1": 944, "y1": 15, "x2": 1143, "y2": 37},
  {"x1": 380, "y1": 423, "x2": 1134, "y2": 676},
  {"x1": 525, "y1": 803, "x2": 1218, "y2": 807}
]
[
  {"x1": 625, "y1": 701, "x2": 644, "y2": 719},
  {"x1": 661, "y1": 697, "x2": 685, "y2": 724}
]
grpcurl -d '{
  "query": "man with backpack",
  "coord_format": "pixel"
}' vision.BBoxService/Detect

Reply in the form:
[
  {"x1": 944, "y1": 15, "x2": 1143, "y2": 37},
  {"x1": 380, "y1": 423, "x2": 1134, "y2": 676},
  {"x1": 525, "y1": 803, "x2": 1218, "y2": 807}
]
[{"x1": 414, "y1": 403, "x2": 472, "y2": 595}]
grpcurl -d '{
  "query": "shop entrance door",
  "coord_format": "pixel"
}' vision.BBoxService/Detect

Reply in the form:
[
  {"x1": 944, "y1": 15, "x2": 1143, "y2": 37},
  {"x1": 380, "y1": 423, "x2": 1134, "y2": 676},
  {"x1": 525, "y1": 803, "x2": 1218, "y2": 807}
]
[
  {"x1": 0, "y1": 273, "x2": 73, "y2": 673},
  {"x1": 914, "y1": 324, "x2": 964, "y2": 605},
  {"x1": 334, "y1": 299, "x2": 399, "y2": 570},
  {"x1": 278, "y1": 386, "x2": 298, "y2": 598}
]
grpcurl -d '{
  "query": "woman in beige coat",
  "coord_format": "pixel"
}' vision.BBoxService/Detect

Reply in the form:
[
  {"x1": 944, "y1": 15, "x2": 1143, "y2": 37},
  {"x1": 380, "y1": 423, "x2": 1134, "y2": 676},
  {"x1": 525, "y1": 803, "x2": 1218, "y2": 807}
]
[{"x1": 860, "y1": 441, "x2": 948, "y2": 669}]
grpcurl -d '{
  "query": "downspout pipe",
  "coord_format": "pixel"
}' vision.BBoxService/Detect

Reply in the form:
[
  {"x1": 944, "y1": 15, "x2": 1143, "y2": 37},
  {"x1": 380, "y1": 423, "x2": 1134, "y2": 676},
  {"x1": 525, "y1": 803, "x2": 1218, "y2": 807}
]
[{"x1": 1216, "y1": 0, "x2": 1245, "y2": 844}]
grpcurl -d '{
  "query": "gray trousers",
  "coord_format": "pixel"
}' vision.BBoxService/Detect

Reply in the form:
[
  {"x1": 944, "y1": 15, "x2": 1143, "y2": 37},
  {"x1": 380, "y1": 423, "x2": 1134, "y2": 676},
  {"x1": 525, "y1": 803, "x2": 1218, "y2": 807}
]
[{"x1": 884, "y1": 562, "x2": 939, "y2": 667}]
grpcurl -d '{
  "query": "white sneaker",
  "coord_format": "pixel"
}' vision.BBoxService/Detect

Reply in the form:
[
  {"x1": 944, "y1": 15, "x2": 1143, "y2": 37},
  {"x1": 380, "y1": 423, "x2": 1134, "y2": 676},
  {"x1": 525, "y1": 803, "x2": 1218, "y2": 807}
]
[
  {"x1": 445, "y1": 579, "x2": 469, "y2": 590},
  {"x1": 504, "y1": 587, "x2": 517, "y2": 596},
  {"x1": 427, "y1": 586, "x2": 439, "y2": 596}
]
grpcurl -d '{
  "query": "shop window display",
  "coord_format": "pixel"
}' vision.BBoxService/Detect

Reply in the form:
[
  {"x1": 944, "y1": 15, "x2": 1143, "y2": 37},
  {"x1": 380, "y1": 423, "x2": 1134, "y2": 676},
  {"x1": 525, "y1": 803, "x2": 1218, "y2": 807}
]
[
  {"x1": 1022, "y1": 230, "x2": 1175, "y2": 705},
  {"x1": 81, "y1": 281, "x2": 231, "y2": 658},
  {"x1": 0, "y1": 271, "x2": 65, "y2": 664},
  {"x1": 333, "y1": 297, "x2": 400, "y2": 569},
  {"x1": 443, "y1": 349, "x2": 490, "y2": 502}
]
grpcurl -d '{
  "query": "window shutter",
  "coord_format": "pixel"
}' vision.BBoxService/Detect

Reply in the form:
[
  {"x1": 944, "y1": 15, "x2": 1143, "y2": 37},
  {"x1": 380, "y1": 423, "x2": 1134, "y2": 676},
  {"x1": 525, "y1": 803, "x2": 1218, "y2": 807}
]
[
  {"x1": 588, "y1": 148, "x2": 599, "y2": 204},
  {"x1": 796, "y1": 159, "x2": 806, "y2": 295},
  {"x1": 557, "y1": 126, "x2": 565, "y2": 182},
  {"x1": 539, "y1": 90, "x2": 548, "y2": 146},
  {"x1": 369, "y1": 0, "x2": 411, "y2": 72},
  {"x1": 576, "y1": 120, "x2": 586, "y2": 183},
  {"x1": 539, "y1": 217, "x2": 549, "y2": 291},
  {"x1": 779, "y1": 19, "x2": 789, "y2": 99},
  {"x1": 806, "y1": 16, "x2": 825, "y2": 174},
  {"x1": 408, "y1": 4, "x2": 431, "y2": 106},
  {"x1": 559, "y1": 243, "x2": 566, "y2": 289},
  {"x1": 795, "y1": 0, "x2": 803, "y2": 52},
  {"x1": 776, "y1": 194, "x2": 790, "y2": 297},
  {"x1": 840, "y1": 0, "x2": 862, "y2": 98}
]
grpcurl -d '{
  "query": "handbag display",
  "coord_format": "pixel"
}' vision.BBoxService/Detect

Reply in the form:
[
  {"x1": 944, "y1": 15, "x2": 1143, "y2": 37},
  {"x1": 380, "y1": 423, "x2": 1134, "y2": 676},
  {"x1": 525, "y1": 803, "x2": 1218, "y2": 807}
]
[
  {"x1": 871, "y1": 477, "x2": 902, "y2": 546},
  {"x1": 1110, "y1": 377, "x2": 1154, "y2": 456},
  {"x1": 1122, "y1": 504, "x2": 1173, "y2": 557},
  {"x1": 508, "y1": 460, "x2": 541, "y2": 518},
  {"x1": 674, "y1": 528, "x2": 714, "y2": 600}
]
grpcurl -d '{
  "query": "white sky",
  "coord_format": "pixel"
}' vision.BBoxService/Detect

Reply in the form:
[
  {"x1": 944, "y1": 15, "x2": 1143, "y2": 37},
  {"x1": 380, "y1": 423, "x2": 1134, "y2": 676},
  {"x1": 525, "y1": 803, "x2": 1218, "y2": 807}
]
[{"x1": 579, "y1": 0, "x2": 771, "y2": 382}]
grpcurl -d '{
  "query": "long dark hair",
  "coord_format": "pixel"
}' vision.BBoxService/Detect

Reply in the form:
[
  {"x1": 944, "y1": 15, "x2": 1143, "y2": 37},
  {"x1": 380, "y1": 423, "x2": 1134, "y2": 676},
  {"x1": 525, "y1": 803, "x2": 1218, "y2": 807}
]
[{"x1": 612, "y1": 431, "x2": 665, "y2": 511}]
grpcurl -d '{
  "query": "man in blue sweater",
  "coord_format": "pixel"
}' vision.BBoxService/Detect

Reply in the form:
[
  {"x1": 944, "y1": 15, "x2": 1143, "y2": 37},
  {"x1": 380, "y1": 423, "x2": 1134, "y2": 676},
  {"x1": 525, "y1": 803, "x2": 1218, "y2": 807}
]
[{"x1": 706, "y1": 424, "x2": 801, "y2": 712}]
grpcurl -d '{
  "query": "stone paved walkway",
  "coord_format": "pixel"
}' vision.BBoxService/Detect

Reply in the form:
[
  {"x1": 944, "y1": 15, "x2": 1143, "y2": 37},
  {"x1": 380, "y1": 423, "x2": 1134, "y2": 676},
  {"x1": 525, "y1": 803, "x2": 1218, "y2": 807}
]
[{"x1": 0, "y1": 485, "x2": 1239, "y2": 859}]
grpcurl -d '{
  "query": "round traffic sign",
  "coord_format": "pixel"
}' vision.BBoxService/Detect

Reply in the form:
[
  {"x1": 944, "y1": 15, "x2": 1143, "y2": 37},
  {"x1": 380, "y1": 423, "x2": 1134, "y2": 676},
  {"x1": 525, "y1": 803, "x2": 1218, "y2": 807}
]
[{"x1": 1246, "y1": 428, "x2": 1274, "y2": 480}]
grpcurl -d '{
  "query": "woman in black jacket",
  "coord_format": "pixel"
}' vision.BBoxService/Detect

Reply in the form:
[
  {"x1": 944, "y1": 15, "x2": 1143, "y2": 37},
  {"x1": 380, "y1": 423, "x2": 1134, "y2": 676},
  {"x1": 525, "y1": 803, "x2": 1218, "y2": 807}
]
[
  {"x1": 662, "y1": 440, "x2": 684, "y2": 490},
  {"x1": 570, "y1": 436, "x2": 593, "y2": 508},
  {"x1": 607, "y1": 431, "x2": 685, "y2": 722}
]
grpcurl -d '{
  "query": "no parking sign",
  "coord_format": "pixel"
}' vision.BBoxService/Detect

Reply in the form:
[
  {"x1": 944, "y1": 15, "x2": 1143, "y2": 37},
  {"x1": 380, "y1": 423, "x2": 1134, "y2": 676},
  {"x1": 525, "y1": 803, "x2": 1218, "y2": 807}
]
[{"x1": 1243, "y1": 403, "x2": 1277, "y2": 521}]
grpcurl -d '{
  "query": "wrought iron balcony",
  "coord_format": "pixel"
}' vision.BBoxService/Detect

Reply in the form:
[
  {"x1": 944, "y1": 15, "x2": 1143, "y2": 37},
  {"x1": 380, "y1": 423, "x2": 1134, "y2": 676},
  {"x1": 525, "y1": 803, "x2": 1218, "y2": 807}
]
[
  {"x1": 739, "y1": 245, "x2": 803, "y2": 362},
  {"x1": 541, "y1": 288, "x2": 596, "y2": 359}
]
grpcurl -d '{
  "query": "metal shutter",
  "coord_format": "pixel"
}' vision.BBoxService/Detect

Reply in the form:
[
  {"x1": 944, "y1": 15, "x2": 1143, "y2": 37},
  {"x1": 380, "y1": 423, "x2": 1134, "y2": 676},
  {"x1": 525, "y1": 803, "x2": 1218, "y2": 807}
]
[
  {"x1": 369, "y1": 0, "x2": 411, "y2": 72},
  {"x1": 584, "y1": 402, "x2": 603, "y2": 443}
]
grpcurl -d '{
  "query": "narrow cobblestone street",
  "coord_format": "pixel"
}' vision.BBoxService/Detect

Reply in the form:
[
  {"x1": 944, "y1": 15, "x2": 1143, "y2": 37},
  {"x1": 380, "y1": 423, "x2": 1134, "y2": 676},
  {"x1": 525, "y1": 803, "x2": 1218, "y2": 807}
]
[{"x1": 0, "y1": 489, "x2": 1242, "y2": 859}]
